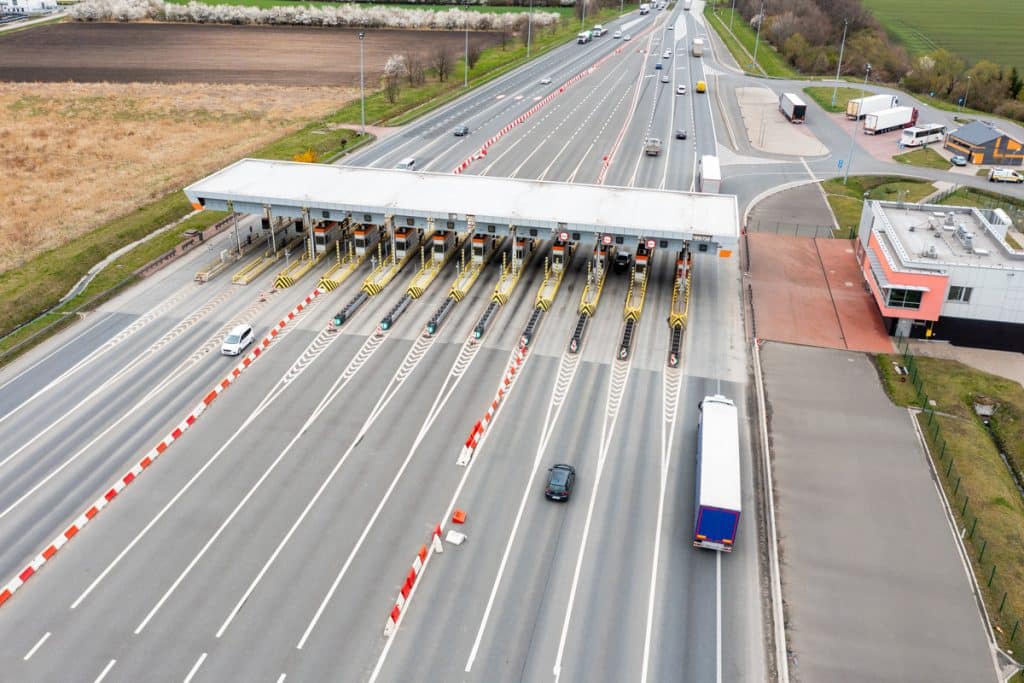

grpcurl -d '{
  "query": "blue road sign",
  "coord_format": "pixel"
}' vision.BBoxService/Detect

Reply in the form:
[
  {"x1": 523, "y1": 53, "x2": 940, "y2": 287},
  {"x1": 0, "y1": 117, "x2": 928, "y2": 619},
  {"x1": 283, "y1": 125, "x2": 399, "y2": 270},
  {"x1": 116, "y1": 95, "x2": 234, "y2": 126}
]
[{"x1": 838, "y1": 159, "x2": 844, "y2": 169}]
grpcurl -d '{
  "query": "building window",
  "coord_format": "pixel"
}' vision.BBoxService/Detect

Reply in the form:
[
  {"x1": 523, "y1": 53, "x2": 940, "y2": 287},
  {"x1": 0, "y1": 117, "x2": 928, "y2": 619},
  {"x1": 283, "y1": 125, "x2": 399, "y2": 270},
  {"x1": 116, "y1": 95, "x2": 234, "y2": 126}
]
[
  {"x1": 886, "y1": 288, "x2": 923, "y2": 309},
  {"x1": 947, "y1": 286, "x2": 973, "y2": 303}
]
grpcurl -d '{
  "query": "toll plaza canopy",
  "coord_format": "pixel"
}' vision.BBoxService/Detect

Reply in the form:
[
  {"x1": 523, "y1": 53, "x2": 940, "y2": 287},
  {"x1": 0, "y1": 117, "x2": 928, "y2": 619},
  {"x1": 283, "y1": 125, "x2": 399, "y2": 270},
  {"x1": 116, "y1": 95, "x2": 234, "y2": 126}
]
[{"x1": 184, "y1": 159, "x2": 740, "y2": 249}]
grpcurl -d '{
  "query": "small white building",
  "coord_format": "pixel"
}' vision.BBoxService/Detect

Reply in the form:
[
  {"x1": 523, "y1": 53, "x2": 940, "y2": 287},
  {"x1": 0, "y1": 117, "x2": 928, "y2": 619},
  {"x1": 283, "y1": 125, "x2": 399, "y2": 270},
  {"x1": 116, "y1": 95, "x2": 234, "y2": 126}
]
[{"x1": 1, "y1": 0, "x2": 57, "y2": 15}]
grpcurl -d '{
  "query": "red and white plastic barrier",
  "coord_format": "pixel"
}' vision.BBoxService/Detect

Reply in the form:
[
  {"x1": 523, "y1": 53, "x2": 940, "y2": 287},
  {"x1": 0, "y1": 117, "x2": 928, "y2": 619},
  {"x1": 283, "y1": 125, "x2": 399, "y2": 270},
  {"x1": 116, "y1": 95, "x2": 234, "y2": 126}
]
[
  {"x1": 0, "y1": 288, "x2": 323, "y2": 610},
  {"x1": 451, "y1": 48, "x2": 623, "y2": 176},
  {"x1": 384, "y1": 524, "x2": 444, "y2": 637},
  {"x1": 457, "y1": 341, "x2": 528, "y2": 466}
]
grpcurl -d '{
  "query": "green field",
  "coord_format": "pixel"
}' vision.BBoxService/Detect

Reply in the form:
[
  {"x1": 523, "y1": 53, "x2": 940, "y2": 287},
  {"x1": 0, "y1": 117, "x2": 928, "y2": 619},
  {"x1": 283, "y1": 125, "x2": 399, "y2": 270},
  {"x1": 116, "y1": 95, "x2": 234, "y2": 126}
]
[
  {"x1": 862, "y1": 0, "x2": 1024, "y2": 71},
  {"x1": 162, "y1": 0, "x2": 575, "y2": 16}
]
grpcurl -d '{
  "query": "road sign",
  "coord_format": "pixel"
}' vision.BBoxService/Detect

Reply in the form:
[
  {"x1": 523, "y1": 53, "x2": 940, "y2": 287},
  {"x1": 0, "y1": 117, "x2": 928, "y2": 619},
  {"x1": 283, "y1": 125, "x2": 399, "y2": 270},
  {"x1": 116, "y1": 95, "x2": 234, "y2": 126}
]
[
  {"x1": 646, "y1": 239, "x2": 656, "y2": 249},
  {"x1": 837, "y1": 159, "x2": 844, "y2": 169},
  {"x1": 559, "y1": 231, "x2": 569, "y2": 241},
  {"x1": 602, "y1": 235, "x2": 613, "y2": 245}
]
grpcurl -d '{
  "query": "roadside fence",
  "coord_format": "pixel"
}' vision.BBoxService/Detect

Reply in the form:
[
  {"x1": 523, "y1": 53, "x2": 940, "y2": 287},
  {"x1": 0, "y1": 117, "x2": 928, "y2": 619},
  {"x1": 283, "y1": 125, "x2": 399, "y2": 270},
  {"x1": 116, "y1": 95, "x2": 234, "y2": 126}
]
[{"x1": 895, "y1": 335, "x2": 1023, "y2": 659}]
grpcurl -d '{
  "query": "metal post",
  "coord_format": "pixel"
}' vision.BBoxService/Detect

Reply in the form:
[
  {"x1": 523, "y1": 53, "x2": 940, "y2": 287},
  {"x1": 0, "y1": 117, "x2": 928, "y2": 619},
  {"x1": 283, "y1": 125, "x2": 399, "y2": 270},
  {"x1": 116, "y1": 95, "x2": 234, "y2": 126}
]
[
  {"x1": 831, "y1": 18, "x2": 848, "y2": 108},
  {"x1": 752, "y1": 0, "x2": 765, "y2": 69},
  {"x1": 963, "y1": 75, "x2": 972, "y2": 113},
  {"x1": 527, "y1": 0, "x2": 534, "y2": 58},
  {"x1": 844, "y1": 63, "x2": 871, "y2": 185},
  {"x1": 580, "y1": 0, "x2": 586, "y2": 32},
  {"x1": 358, "y1": 32, "x2": 366, "y2": 136},
  {"x1": 464, "y1": 1, "x2": 470, "y2": 88},
  {"x1": 730, "y1": 0, "x2": 736, "y2": 31}
]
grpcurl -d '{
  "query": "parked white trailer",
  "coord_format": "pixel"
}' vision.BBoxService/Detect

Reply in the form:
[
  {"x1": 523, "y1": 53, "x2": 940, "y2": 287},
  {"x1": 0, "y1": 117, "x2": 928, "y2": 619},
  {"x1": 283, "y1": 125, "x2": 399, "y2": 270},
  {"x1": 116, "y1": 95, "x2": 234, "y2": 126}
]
[
  {"x1": 698, "y1": 155, "x2": 721, "y2": 193},
  {"x1": 778, "y1": 92, "x2": 807, "y2": 123},
  {"x1": 846, "y1": 93, "x2": 899, "y2": 120},
  {"x1": 864, "y1": 106, "x2": 918, "y2": 135}
]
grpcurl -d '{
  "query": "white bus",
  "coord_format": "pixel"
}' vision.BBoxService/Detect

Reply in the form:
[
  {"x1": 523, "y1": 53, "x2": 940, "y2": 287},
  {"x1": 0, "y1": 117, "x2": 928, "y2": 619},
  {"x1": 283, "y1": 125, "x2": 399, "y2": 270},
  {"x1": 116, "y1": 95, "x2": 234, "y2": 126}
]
[{"x1": 900, "y1": 123, "x2": 946, "y2": 148}]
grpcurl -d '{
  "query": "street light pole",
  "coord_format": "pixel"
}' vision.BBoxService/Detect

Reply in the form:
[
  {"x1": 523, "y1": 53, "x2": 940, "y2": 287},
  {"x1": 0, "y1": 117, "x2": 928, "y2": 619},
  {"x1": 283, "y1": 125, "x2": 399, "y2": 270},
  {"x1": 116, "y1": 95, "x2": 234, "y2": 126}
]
[
  {"x1": 963, "y1": 75, "x2": 972, "y2": 113},
  {"x1": 358, "y1": 32, "x2": 366, "y2": 136},
  {"x1": 752, "y1": 0, "x2": 766, "y2": 70},
  {"x1": 464, "y1": 1, "x2": 469, "y2": 88},
  {"x1": 580, "y1": 0, "x2": 586, "y2": 32},
  {"x1": 844, "y1": 63, "x2": 871, "y2": 185},
  {"x1": 730, "y1": 0, "x2": 737, "y2": 31},
  {"x1": 527, "y1": 0, "x2": 534, "y2": 58},
  {"x1": 831, "y1": 18, "x2": 848, "y2": 109}
]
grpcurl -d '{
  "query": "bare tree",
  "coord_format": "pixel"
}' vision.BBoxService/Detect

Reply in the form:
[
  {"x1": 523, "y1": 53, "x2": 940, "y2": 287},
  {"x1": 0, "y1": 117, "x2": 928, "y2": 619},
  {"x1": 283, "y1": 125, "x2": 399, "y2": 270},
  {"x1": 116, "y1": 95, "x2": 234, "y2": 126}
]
[
  {"x1": 404, "y1": 52, "x2": 426, "y2": 86},
  {"x1": 432, "y1": 47, "x2": 453, "y2": 83},
  {"x1": 467, "y1": 44, "x2": 482, "y2": 69}
]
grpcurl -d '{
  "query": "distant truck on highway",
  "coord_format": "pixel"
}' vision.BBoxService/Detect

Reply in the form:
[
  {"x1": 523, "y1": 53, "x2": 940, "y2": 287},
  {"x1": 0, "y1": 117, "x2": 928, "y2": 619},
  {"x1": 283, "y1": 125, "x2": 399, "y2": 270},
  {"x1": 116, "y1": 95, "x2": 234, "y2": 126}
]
[
  {"x1": 691, "y1": 37, "x2": 704, "y2": 57},
  {"x1": 778, "y1": 92, "x2": 807, "y2": 123},
  {"x1": 693, "y1": 395, "x2": 741, "y2": 552},
  {"x1": 591, "y1": 24, "x2": 607, "y2": 37},
  {"x1": 846, "y1": 93, "x2": 899, "y2": 120},
  {"x1": 864, "y1": 106, "x2": 918, "y2": 135},
  {"x1": 639, "y1": 2, "x2": 650, "y2": 14},
  {"x1": 577, "y1": 30, "x2": 592, "y2": 44},
  {"x1": 698, "y1": 154, "x2": 721, "y2": 193},
  {"x1": 683, "y1": 0, "x2": 692, "y2": 9},
  {"x1": 644, "y1": 137, "x2": 663, "y2": 156}
]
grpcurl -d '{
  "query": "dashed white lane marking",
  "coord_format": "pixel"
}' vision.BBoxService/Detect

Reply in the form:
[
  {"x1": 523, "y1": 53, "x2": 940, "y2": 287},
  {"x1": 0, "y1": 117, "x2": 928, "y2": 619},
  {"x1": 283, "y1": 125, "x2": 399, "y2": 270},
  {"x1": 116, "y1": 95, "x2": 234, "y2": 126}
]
[
  {"x1": 23, "y1": 631, "x2": 49, "y2": 661},
  {"x1": 183, "y1": 652, "x2": 207, "y2": 683},
  {"x1": 93, "y1": 659, "x2": 116, "y2": 683}
]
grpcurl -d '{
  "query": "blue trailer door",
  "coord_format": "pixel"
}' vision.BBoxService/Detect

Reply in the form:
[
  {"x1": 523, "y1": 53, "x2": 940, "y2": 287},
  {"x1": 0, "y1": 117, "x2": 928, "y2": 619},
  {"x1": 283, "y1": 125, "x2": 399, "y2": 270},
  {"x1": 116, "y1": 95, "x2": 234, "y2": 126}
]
[{"x1": 694, "y1": 506, "x2": 740, "y2": 551}]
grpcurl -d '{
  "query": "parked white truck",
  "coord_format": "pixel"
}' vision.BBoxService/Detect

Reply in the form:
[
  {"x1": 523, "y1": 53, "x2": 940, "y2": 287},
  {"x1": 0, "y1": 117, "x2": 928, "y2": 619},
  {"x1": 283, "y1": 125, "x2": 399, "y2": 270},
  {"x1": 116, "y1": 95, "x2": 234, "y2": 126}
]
[
  {"x1": 863, "y1": 106, "x2": 918, "y2": 134},
  {"x1": 846, "y1": 93, "x2": 899, "y2": 120},
  {"x1": 691, "y1": 38, "x2": 705, "y2": 57},
  {"x1": 778, "y1": 92, "x2": 807, "y2": 123}
]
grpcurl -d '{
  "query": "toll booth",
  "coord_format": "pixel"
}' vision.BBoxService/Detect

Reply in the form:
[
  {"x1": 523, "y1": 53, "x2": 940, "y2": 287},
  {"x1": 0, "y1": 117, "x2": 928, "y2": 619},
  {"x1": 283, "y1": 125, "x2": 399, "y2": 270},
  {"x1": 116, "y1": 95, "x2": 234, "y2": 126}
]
[
  {"x1": 593, "y1": 241, "x2": 615, "y2": 273},
  {"x1": 513, "y1": 237, "x2": 535, "y2": 267},
  {"x1": 552, "y1": 237, "x2": 571, "y2": 274},
  {"x1": 313, "y1": 220, "x2": 346, "y2": 255},
  {"x1": 393, "y1": 227, "x2": 422, "y2": 261},
  {"x1": 432, "y1": 231, "x2": 457, "y2": 263},
  {"x1": 676, "y1": 246, "x2": 690, "y2": 282},
  {"x1": 471, "y1": 234, "x2": 497, "y2": 266},
  {"x1": 354, "y1": 225, "x2": 381, "y2": 257},
  {"x1": 634, "y1": 241, "x2": 652, "y2": 283}
]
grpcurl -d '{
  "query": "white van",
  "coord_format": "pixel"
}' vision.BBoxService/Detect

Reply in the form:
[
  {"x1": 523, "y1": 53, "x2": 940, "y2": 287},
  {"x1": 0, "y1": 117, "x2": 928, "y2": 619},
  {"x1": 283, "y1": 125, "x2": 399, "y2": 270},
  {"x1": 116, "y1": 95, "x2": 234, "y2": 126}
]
[
  {"x1": 989, "y1": 168, "x2": 1023, "y2": 184},
  {"x1": 221, "y1": 323, "x2": 255, "y2": 356},
  {"x1": 395, "y1": 157, "x2": 416, "y2": 171}
]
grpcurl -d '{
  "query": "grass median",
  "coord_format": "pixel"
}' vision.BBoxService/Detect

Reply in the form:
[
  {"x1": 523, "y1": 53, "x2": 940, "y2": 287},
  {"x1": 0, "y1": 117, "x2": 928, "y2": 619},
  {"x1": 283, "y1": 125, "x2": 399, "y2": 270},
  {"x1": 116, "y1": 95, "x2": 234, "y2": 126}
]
[
  {"x1": 893, "y1": 146, "x2": 951, "y2": 170},
  {"x1": 822, "y1": 175, "x2": 935, "y2": 235},
  {"x1": 877, "y1": 353, "x2": 1024, "y2": 659},
  {"x1": 803, "y1": 86, "x2": 869, "y2": 114}
]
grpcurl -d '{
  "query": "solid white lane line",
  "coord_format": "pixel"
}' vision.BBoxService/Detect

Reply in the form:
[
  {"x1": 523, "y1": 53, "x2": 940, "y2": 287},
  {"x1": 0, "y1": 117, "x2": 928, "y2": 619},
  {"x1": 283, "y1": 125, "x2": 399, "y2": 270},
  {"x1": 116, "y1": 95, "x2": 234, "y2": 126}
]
[
  {"x1": 464, "y1": 353, "x2": 580, "y2": 673},
  {"x1": 370, "y1": 344, "x2": 542, "y2": 682},
  {"x1": 640, "y1": 370, "x2": 681, "y2": 683},
  {"x1": 717, "y1": 550, "x2": 723, "y2": 683},
  {"x1": 183, "y1": 652, "x2": 207, "y2": 683},
  {"x1": 72, "y1": 331, "x2": 379, "y2": 611},
  {"x1": 552, "y1": 359, "x2": 632, "y2": 681},
  {"x1": 94, "y1": 659, "x2": 116, "y2": 683},
  {"x1": 296, "y1": 336, "x2": 486, "y2": 650},
  {"x1": 23, "y1": 631, "x2": 50, "y2": 661}
]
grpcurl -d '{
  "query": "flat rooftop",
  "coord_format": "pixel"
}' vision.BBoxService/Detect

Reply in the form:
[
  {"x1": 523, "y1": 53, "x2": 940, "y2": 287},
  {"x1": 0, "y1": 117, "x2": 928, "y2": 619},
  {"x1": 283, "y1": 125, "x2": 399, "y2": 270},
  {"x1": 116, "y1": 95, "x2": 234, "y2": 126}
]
[
  {"x1": 184, "y1": 159, "x2": 740, "y2": 247},
  {"x1": 874, "y1": 202, "x2": 1024, "y2": 271}
]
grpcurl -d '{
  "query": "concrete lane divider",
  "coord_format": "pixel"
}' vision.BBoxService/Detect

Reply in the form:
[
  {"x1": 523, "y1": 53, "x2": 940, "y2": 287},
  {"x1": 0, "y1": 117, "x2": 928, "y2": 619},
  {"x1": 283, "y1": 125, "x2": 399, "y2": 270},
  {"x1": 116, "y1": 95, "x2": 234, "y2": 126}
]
[
  {"x1": 0, "y1": 288, "x2": 323, "y2": 610},
  {"x1": 384, "y1": 525, "x2": 444, "y2": 637}
]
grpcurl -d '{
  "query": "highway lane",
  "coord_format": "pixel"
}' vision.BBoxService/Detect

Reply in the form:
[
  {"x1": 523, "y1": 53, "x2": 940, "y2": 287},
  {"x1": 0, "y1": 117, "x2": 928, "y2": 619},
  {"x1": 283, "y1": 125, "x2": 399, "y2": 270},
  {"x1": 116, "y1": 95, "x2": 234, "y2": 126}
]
[{"x1": 0, "y1": 5, "x2": 769, "y2": 681}]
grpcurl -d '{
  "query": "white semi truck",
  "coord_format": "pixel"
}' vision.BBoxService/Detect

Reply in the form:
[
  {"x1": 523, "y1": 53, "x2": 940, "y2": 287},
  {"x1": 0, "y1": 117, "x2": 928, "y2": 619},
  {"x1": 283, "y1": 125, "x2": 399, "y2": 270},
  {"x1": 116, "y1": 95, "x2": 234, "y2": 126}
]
[
  {"x1": 846, "y1": 93, "x2": 899, "y2": 120},
  {"x1": 863, "y1": 106, "x2": 918, "y2": 134},
  {"x1": 698, "y1": 155, "x2": 721, "y2": 193},
  {"x1": 778, "y1": 92, "x2": 807, "y2": 123},
  {"x1": 691, "y1": 38, "x2": 705, "y2": 57}
]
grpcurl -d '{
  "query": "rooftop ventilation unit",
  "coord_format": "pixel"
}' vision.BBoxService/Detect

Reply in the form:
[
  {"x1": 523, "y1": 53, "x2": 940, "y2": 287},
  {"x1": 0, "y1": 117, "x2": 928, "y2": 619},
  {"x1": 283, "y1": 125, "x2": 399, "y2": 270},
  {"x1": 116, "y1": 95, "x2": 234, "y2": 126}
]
[
  {"x1": 921, "y1": 244, "x2": 939, "y2": 258},
  {"x1": 945, "y1": 211, "x2": 956, "y2": 227}
]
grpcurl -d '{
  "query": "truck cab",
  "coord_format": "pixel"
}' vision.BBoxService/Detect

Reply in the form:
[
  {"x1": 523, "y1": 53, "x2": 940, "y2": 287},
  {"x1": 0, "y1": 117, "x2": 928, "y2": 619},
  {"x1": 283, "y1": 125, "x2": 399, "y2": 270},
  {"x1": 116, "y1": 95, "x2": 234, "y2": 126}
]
[
  {"x1": 576, "y1": 31, "x2": 591, "y2": 44},
  {"x1": 644, "y1": 138, "x2": 662, "y2": 156}
]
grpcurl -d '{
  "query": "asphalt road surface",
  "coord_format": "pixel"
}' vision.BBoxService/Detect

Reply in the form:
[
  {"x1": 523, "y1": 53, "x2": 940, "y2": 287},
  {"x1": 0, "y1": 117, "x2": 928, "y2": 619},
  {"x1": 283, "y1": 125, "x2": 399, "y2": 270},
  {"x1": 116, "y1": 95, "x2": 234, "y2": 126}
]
[{"x1": 0, "y1": 4, "x2": 768, "y2": 682}]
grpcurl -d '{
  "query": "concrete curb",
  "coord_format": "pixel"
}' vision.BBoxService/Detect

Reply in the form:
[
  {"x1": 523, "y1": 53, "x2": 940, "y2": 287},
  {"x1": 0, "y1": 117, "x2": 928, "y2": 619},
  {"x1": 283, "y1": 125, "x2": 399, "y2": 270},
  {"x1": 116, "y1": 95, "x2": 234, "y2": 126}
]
[
  {"x1": 0, "y1": 287, "x2": 322, "y2": 610},
  {"x1": 751, "y1": 338, "x2": 790, "y2": 683}
]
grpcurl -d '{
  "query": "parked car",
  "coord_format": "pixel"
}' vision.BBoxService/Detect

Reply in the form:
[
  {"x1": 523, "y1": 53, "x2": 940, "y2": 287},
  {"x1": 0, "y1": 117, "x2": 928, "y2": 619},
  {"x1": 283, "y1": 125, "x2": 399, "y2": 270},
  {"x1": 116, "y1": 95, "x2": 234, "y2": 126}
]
[
  {"x1": 544, "y1": 464, "x2": 576, "y2": 501},
  {"x1": 989, "y1": 168, "x2": 1024, "y2": 183},
  {"x1": 453, "y1": 125, "x2": 469, "y2": 136},
  {"x1": 675, "y1": 129, "x2": 688, "y2": 140},
  {"x1": 676, "y1": 84, "x2": 687, "y2": 95},
  {"x1": 950, "y1": 155, "x2": 968, "y2": 167}
]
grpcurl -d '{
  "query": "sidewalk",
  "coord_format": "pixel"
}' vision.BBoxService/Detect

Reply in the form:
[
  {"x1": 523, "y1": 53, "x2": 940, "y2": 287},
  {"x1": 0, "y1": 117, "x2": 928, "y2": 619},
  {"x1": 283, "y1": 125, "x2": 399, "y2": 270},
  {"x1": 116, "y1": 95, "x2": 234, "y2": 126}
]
[{"x1": 0, "y1": 11, "x2": 64, "y2": 34}]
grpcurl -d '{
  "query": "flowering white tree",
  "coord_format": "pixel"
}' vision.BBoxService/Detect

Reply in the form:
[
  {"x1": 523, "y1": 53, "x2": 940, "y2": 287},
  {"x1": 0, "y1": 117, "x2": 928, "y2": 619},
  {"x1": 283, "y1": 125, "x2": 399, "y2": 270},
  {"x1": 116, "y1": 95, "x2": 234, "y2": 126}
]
[
  {"x1": 69, "y1": 0, "x2": 561, "y2": 31},
  {"x1": 383, "y1": 54, "x2": 408, "y2": 103}
]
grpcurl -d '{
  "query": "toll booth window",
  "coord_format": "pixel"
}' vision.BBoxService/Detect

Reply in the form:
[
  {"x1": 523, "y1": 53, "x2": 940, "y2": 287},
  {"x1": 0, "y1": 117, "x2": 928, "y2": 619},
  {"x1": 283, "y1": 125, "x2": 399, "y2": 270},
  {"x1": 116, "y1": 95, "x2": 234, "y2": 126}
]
[{"x1": 356, "y1": 237, "x2": 367, "y2": 249}]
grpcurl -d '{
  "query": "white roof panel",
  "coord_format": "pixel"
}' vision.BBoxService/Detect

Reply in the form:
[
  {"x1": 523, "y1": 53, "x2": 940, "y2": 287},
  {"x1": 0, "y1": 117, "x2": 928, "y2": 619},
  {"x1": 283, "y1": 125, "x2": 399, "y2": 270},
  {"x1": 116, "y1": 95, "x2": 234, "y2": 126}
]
[
  {"x1": 698, "y1": 395, "x2": 742, "y2": 510},
  {"x1": 184, "y1": 159, "x2": 739, "y2": 246}
]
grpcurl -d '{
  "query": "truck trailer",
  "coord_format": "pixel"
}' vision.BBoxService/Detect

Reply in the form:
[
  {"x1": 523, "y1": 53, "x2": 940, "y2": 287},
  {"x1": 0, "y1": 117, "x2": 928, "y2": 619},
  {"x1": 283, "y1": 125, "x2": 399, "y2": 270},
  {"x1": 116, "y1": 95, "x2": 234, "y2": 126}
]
[
  {"x1": 846, "y1": 93, "x2": 899, "y2": 120},
  {"x1": 698, "y1": 154, "x2": 720, "y2": 193},
  {"x1": 691, "y1": 37, "x2": 704, "y2": 57},
  {"x1": 864, "y1": 106, "x2": 918, "y2": 135},
  {"x1": 778, "y1": 92, "x2": 807, "y2": 123},
  {"x1": 693, "y1": 395, "x2": 741, "y2": 552}
]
